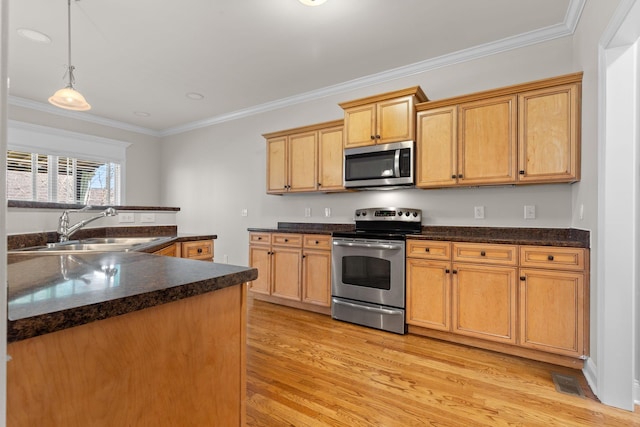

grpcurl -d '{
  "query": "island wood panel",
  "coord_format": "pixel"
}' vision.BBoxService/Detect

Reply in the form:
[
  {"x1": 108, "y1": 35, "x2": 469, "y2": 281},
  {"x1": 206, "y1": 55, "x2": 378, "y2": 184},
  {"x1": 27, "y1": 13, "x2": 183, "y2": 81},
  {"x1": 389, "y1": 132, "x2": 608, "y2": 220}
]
[{"x1": 7, "y1": 284, "x2": 246, "y2": 427}]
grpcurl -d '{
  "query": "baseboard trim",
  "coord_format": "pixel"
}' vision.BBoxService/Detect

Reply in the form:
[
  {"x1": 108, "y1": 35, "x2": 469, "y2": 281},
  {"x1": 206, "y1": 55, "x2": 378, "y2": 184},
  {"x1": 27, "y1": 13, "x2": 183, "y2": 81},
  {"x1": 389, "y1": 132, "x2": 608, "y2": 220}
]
[
  {"x1": 634, "y1": 379, "x2": 640, "y2": 406},
  {"x1": 583, "y1": 357, "x2": 598, "y2": 396}
]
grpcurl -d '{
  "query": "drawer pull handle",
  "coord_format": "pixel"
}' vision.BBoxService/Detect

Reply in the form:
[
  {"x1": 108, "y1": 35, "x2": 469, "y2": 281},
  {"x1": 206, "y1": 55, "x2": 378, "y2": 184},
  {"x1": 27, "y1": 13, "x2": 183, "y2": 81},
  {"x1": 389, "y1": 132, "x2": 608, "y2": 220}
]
[
  {"x1": 480, "y1": 251, "x2": 486, "y2": 256},
  {"x1": 257, "y1": 237, "x2": 262, "y2": 240},
  {"x1": 197, "y1": 248, "x2": 203, "y2": 254},
  {"x1": 425, "y1": 248, "x2": 430, "y2": 252},
  {"x1": 520, "y1": 276, "x2": 526, "y2": 281},
  {"x1": 548, "y1": 255, "x2": 554, "y2": 261}
]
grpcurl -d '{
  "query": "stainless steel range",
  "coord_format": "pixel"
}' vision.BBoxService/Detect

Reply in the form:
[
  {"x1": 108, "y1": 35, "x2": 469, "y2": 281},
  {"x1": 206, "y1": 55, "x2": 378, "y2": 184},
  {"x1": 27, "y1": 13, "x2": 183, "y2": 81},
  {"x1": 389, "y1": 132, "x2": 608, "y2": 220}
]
[{"x1": 331, "y1": 207, "x2": 422, "y2": 334}]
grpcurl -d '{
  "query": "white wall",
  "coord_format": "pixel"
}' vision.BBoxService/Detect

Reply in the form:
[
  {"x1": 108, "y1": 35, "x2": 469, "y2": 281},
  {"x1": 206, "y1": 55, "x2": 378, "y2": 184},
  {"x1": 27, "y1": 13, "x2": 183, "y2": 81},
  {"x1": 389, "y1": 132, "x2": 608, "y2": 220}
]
[{"x1": 160, "y1": 37, "x2": 576, "y2": 267}]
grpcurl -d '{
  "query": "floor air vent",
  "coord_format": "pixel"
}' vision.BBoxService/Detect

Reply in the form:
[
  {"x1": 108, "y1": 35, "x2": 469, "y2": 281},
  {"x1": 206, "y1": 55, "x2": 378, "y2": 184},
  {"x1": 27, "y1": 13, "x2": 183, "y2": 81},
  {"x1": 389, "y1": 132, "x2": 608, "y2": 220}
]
[{"x1": 551, "y1": 372, "x2": 585, "y2": 398}]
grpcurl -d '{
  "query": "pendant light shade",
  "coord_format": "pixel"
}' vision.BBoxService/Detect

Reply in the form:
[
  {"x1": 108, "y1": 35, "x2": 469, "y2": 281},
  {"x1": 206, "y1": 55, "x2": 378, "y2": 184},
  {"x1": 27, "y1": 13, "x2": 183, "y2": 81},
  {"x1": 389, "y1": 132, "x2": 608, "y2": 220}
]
[{"x1": 49, "y1": 0, "x2": 91, "y2": 111}]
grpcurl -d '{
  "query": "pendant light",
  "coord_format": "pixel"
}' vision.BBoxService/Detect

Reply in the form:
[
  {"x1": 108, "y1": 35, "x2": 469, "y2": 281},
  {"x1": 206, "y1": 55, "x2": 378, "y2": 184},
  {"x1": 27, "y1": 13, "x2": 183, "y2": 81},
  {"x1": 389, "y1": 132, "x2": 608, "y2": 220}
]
[
  {"x1": 48, "y1": 0, "x2": 91, "y2": 111},
  {"x1": 299, "y1": 0, "x2": 327, "y2": 6}
]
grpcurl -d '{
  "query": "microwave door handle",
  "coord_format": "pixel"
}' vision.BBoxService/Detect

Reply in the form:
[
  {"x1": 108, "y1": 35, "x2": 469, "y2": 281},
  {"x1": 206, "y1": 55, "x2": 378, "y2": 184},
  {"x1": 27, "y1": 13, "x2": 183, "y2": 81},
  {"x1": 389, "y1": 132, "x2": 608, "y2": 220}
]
[
  {"x1": 333, "y1": 241, "x2": 402, "y2": 250},
  {"x1": 394, "y1": 149, "x2": 401, "y2": 177}
]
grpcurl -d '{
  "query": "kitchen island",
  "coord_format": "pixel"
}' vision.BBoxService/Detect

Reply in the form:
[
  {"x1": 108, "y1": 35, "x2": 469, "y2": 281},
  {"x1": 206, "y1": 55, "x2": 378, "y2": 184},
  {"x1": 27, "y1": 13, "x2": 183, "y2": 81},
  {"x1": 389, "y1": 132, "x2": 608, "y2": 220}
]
[{"x1": 7, "y1": 251, "x2": 257, "y2": 427}]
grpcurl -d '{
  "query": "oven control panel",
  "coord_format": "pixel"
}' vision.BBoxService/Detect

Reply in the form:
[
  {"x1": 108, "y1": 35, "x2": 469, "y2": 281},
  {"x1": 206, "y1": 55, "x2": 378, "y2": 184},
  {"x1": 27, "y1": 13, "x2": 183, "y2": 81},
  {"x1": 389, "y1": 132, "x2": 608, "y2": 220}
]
[{"x1": 354, "y1": 207, "x2": 421, "y2": 222}]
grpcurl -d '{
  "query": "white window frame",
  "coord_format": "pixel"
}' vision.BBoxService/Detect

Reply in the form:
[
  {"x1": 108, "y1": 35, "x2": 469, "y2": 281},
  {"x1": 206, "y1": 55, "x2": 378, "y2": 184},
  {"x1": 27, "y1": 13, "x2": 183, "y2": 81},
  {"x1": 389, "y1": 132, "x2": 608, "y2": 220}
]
[{"x1": 7, "y1": 120, "x2": 131, "y2": 204}]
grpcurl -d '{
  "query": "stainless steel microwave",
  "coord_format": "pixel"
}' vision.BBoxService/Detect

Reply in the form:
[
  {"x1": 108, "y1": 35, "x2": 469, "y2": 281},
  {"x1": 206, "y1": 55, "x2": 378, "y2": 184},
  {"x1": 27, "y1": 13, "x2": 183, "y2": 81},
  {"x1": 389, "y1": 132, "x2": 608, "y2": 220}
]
[{"x1": 343, "y1": 140, "x2": 415, "y2": 189}]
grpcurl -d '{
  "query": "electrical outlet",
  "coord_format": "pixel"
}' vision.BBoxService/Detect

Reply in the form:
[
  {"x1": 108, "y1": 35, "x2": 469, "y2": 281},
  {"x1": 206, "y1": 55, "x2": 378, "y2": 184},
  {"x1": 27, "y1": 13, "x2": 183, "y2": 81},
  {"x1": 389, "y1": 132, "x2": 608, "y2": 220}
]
[
  {"x1": 304, "y1": 207, "x2": 311, "y2": 217},
  {"x1": 118, "y1": 212, "x2": 135, "y2": 223},
  {"x1": 241, "y1": 208, "x2": 248, "y2": 217},
  {"x1": 140, "y1": 213, "x2": 155, "y2": 223},
  {"x1": 474, "y1": 206, "x2": 485, "y2": 219},
  {"x1": 223, "y1": 254, "x2": 229, "y2": 264},
  {"x1": 524, "y1": 205, "x2": 536, "y2": 219},
  {"x1": 324, "y1": 208, "x2": 331, "y2": 218}
]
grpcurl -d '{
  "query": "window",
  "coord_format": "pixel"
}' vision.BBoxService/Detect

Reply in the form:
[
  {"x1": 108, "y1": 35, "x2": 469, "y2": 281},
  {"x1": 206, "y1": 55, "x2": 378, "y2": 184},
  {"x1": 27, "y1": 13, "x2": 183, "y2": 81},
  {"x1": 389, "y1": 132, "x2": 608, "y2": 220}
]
[
  {"x1": 7, "y1": 120, "x2": 130, "y2": 204},
  {"x1": 6, "y1": 150, "x2": 121, "y2": 204}
]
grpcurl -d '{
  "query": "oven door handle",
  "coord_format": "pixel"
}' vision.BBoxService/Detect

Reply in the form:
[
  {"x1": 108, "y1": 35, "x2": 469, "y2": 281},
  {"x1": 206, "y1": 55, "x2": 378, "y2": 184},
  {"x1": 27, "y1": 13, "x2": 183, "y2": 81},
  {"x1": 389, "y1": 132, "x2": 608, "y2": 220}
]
[
  {"x1": 332, "y1": 241, "x2": 402, "y2": 250},
  {"x1": 333, "y1": 299, "x2": 404, "y2": 316}
]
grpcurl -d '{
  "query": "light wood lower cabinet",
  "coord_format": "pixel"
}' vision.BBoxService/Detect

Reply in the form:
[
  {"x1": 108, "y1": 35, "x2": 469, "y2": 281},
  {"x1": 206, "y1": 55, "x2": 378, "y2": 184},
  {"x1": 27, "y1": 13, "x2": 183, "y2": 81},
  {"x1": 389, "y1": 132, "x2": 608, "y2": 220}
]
[
  {"x1": 248, "y1": 232, "x2": 331, "y2": 314},
  {"x1": 406, "y1": 239, "x2": 589, "y2": 366},
  {"x1": 153, "y1": 239, "x2": 214, "y2": 261}
]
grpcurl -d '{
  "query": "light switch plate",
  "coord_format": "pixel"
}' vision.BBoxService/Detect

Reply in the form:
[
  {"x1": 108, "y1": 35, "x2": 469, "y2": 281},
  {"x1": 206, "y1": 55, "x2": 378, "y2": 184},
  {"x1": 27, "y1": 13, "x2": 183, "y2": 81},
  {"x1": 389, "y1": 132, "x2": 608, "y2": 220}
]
[
  {"x1": 524, "y1": 205, "x2": 536, "y2": 219},
  {"x1": 140, "y1": 213, "x2": 155, "y2": 223}
]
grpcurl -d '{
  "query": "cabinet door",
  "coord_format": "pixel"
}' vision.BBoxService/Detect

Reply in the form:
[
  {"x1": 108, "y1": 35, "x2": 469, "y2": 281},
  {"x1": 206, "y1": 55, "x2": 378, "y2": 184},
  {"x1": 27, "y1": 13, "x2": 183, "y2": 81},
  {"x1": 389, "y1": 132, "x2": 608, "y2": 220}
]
[
  {"x1": 452, "y1": 263, "x2": 517, "y2": 344},
  {"x1": 406, "y1": 259, "x2": 451, "y2": 331},
  {"x1": 318, "y1": 125, "x2": 344, "y2": 191},
  {"x1": 377, "y1": 95, "x2": 415, "y2": 144},
  {"x1": 248, "y1": 245, "x2": 272, "y2": 295},
  {"x1": 302, "y1": 249, "x2": 331, "y2": 307},
  {"x1": 181, "y1": 240, "x2": 214, "y2": 261},
  {"x1": 416, "y1": 106, "x2": 457, "y2": 188},
  {"x1": 458, "y1": 95, "x2": 517, "y2": 185},
  {"x1": 271, "y1": 247, "x2": 302, "y2": 301},
  {"x1": 518, "y1": 83, "x2": 580, "y2": 183},
  {"x1": 288, "y1": 131, "x2": 318, "y2": 192},
  {"x1": 267, "y1": 136, "x2": 288, "y2": 193},
  {"x1": 343, "y1": 103, "x2": 376, "y2": 148},
  {"x1": 519, "y1": 269, "x2": 585, "y2": 357}
]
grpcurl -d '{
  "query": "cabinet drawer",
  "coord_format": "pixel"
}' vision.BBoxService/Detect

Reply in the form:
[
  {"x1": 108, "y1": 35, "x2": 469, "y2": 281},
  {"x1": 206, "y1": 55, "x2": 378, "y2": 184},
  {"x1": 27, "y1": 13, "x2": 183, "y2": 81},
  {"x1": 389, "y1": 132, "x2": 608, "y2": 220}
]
[
  {"x1": 272, "y1": 233, "x2": 303, "y2": 247},
  {"x1": 452, "y1": 243, "x2": 517, "y2": 266},
  {"x1": 407, "y1": 240, "x2": 451, "y2": 260},
  {"x1": 182, "y1": 240, "x2": 214, "y2": 260},
  {"x1": 303, "y1": 234, "x2": 331, "y2": 250},
  {"x1": 249, "y1": 232, "x2": 271, "y2": 245},
  {"x1": 519, "y1": 246, "x2": 586, "y2": 271}
]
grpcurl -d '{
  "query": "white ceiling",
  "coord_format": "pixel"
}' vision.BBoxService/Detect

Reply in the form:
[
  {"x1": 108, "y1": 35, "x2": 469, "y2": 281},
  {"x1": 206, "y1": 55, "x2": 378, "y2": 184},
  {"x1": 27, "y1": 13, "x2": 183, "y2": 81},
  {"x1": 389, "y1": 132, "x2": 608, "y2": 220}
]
[{"x1": 8, "y1": 0, "x2": 578, "y2": 135}]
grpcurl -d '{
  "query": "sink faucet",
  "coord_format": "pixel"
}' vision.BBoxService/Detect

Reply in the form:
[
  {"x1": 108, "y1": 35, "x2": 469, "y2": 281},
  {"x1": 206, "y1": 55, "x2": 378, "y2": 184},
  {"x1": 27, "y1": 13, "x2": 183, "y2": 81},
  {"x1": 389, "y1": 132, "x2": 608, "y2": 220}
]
[{"x1": 58, "y1": 206, "x2": 118, "y2": 242}]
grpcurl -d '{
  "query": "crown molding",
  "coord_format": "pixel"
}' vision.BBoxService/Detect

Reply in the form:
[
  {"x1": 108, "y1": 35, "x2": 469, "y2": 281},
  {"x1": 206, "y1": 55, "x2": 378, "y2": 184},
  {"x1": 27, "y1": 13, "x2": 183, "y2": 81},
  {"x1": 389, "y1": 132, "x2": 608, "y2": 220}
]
[
  {"x1": 8, "y1": 96, "x2": 162, "y2": 137},
  {"x1": 9, "y1": 0, "x2": 586, "y2": 139}
]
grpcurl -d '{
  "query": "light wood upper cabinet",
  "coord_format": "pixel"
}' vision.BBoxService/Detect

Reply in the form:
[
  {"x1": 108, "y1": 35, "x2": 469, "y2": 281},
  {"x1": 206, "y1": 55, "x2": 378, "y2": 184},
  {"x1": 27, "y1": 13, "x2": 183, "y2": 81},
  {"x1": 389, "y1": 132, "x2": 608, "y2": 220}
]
[
  {"x1": 267, "y1": 136, "x2": 288, "y2": 193},
  {"x1": 416, "y1": 106, "x2": 457, "y2": 188},
  {"x1": 416, "y1": 72, "x2": 583, "y2": 189},
  {"x1": 340, "y1": 87, "x2": 428, "y2": 148},
  {"x1": 264, "y1": 120, "x2": 344, "y2": 194},
  {"x1": 518, "y1": 83, "x2": 581, "y2": 183},
  {"x1": 288, "y1": 131, "x2": 318, "y2": 192},
  {"x1": 318, "y1": 125, "x2": 345, "y2": 191},
  {"x1": 458, "y1": 95, "x2": 517, "y2": 185}
]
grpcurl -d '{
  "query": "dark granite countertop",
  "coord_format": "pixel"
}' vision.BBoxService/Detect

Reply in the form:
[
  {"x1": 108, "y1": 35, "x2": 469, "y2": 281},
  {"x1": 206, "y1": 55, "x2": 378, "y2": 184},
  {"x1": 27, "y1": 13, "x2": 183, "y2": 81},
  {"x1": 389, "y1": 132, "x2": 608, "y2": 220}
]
[
  {"x1": 248, "y1": 223, "x2": 589, "y2": 248},
  {"x1": 7, "y1": 251, "x2": 257, "y2": 343}
]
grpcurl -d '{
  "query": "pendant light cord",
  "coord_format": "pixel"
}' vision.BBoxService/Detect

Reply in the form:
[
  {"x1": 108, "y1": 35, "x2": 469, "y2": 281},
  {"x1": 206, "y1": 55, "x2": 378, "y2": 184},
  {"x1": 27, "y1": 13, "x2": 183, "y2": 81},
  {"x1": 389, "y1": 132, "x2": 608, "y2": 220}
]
[{"x1": 66, "y1": 0, "x2": 75, "y2": 88}]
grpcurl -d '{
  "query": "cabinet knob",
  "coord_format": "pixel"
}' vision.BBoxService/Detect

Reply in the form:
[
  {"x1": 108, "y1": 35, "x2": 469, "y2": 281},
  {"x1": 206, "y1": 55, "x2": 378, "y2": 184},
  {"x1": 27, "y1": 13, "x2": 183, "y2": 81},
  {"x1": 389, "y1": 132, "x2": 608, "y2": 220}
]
[
  {"x1": 452, "y1": 270, "x2": 458, "y2": 274},
  {"x1": 520, "y1": 276, "x2": 526, "y2": 281},
  {"x1": 451, "y1": 175, "x2": 457, "y2": 179},
  {"x1": 315, "y1": 240, "x2": 319, "y2": 244},
  {"x1": 519, "y1": 170, "x2": 525, "y2": 175},
  {"x1": 458, "y1": 174, "x2": 463, "y2": 178},
  {"x1": 480, "y1": 251, "x2": 486, "y2": 256},
  {"x1": 370, "y1": 135, "x2": 375, "y2": 140},
  {"x1": 257, "y1": 237, "x2": 262, "y2": 240},
  {"x1": 284, "y1": 238, "x2": 288, "y2": 242},
  {"x1": 425, "y1": 248, "x2": 430, "y2": 252},
  {"x1": 548, "y1": 255, "x2": 554, "y2": 261},
  {"x1": 197, "y1": 248, "x2": 203, "y2": 254},
  {"x1": 445, "y1": 269, "x2": 450, "y2": 274},
  {"x1": 302, "y1": 254, "x2": 306, "y2": 259},
  {"x1": 318, "y1": 183, "x2": 322, "y2": 187}
]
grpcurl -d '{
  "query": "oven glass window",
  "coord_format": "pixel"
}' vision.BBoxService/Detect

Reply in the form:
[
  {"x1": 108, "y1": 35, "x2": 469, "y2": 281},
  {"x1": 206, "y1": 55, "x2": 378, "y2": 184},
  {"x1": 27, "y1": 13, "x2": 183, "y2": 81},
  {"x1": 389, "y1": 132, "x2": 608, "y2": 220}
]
[{"x1": 341, "y1": 256, "x2": 391, "y2": 290}]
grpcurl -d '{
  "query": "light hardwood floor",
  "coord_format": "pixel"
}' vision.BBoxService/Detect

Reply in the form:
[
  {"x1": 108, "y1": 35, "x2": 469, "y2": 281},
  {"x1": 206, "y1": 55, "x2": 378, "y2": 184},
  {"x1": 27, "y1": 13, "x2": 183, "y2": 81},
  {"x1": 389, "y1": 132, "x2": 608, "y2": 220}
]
[{"x1": 246, "y1": 297, "x2": 640, "y2": 427}]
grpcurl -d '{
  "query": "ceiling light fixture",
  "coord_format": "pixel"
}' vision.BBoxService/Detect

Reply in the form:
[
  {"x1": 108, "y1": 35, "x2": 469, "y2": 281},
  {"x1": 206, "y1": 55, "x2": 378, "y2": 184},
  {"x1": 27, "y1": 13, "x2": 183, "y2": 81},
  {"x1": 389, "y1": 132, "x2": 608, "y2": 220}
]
[
  {"x1": 48, "y1": 0, "x2": 91, "y2": 111},
  {"x1": 299, "y1": 0, "x2": 327, "y2": 6},
  {"x1": 186, "y1": 92, "x2": 205, "y2": 100},
  {"x1": 17, "y1": 28, "x2": 52, "y2": 44}
]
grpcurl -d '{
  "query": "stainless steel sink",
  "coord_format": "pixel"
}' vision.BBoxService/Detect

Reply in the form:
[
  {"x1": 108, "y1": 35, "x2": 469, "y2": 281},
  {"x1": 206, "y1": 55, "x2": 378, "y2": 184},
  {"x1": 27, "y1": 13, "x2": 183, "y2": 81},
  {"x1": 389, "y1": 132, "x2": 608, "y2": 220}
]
[{"x1": 10, "y1": 236, "x2": 174, "y2": 254}]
